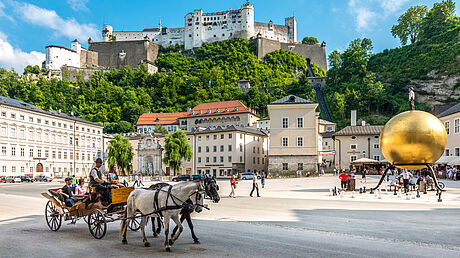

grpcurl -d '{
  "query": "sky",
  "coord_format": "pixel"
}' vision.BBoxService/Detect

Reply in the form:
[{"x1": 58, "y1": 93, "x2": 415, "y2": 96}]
[{"x1": 0, "y1": 0, "x2": 455, "y2": 73}]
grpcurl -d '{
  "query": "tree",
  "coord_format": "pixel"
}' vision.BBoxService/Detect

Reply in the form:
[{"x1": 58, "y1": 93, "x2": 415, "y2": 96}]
[
  {"x1": 419, "y1": 0, "x2": 458, "y2": 39},
  {"x1": 108, "y1": 134, "x2": 134, "y2": 175},
  {"x1": 302, "y1": 37, "x2": 319, "y2": 45},
  {"x1": 163, "y1": 130, "x2": 192, "y2": 176},
  {"x1": 154, "y1": 124, "x2": 168, "y2": 134},
  {"x1": 23, "y1": 65, "x2": 41, "y2": 75},
  {"x1": 391, "y1": 5, "x2": 428, "y2": 45}
]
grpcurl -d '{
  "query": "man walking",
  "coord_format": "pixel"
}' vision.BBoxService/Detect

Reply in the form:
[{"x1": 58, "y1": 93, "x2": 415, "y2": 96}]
[
  {"x1": 400, "y1": 169, "x2": 413, "y2": 193},
  {"x1": 339, "y1": 171, "x2": 348, "y2": 190},
  {"x1": 408, "y1": 87, "x2": 415, "y2": 110},
  {"x1": 133, "y1": 174, "x2": 139, "y2": 187},
  {"x1": 250, "y1": 173, "x2": 260, "y2": 197},
  {"x1": 229, "y1": 175, "x2": 236, "y2": 198}
]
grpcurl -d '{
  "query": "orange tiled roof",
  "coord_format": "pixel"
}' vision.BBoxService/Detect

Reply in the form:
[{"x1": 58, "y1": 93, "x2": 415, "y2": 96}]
[
  {"x1": 136, "y1": 112, "x2": 188, "y2": 125},
  {"x1": 188, "y1": 100, "x2": 257, "y2": 118}
]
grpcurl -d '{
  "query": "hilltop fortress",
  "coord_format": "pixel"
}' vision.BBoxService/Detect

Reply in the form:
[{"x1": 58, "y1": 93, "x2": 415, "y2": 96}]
[
  {"x1": 104, "y1": 1, "x2": 297, "y2": 49},
  {"x1": 43, "y1": 1, "x2": 327, "y2": 81}
]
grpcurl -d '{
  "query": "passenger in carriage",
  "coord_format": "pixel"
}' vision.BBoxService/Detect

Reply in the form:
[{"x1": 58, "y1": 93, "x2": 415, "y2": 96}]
[
  {"x1": 57, "y1": 177, "x2": 75, "y2": 207},
  {"x1": 107, "y1": 164, "x2": 125, "y2": 189},
  {"x1": 75, "y1": 178, "x2": 88, "y2": 195}
]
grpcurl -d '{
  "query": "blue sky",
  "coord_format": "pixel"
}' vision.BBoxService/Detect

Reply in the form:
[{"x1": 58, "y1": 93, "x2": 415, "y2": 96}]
[{"x1": 0, "y1": 0, "x2": 454, "y2": 72}]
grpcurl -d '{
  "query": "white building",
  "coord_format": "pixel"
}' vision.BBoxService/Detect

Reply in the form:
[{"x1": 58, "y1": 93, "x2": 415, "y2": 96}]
[
  {"x1": 0, "y1": 96, "x2": 103, "y2": 178},
  {"x1": 103, "y1": 1, "x2": 296, "y2": 49},
  {"x1": 45, "y1": 41, "x2": 81, "y2": 71}
]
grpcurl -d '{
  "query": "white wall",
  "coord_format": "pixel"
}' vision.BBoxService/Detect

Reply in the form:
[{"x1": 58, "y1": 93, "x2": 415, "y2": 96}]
[{"x1": 45, "y1": 47, "x2": 80, "y2": 70}]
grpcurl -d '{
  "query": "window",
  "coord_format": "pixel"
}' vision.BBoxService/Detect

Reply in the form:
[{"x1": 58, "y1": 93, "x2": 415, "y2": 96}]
[
  {"x1": 228, "y1": 145, "x2": 232, "y2": 151},
  {"x1": 297, "y1": 117, "x2": 303, "y2": 128},
  {"x1": 350, "y1": 144, "x2": 357, "y2": 150},
  {"x1": 29, "y1": 148, "x2": 33, "y2": 158},
  {"x1": 45, "y1": 150, "x2": 49, "y2": 158},
  {"x1": 297, "y1": 137, "x2": 303, "y2": 147},
  {"x1": 10, "y1": 127, "x2": 16, "y2": 138},
  {"x1": 20, "y1": 115, "x2": 25, "y2": 120},
  {"x1": 282, "y1": 117, "x2": 288, "y2": 128},
  {"x1": 253, "y1": 157, "x2": 256, "y2": 164},
  {"x1": 1, "y1": 126, "x2": 6, "y2": 137},
  {"x1": 298, "y1": 163, "x2": 303, "y2": 171},
  {"x1": 206, "y1": 146, "x2": 209, "y2": 152},
  {"x1": 240, "y1": 134, "x2": 243, "y2": 139},
  {"x1": 282, "y1": 163, "x2": 288, "y2": 170},
  {"x1": 52, "y1": 151, "x2": 56, "y2": 159},
  {"x1": 220, "y1": 156, "x2": 224, "y2": 162},
  {"x1": 445, "y1": 121, "x2": 450, "y2": 134},
  {"x1": 213, "y1": 135, "x2": 217, "y2": 140},
  {"x1": 373, "y1": 143, "x2": 379, "y2": 149},
  {"x1": 12, "y1": 166, "x2": 16, "y2": 173},
  {"x1": 455, "y1": 119, "x2": 460, "y2": 133},
  {"x1": 213, "y1": 146, "x2": 217, "y2": 152},
  {"x1": 240, "y1": 156, "x2": 243, "y2": 162},
  {"x1": 38, "y1": 149, "x2": 42, "y2": 157},
  {"x1": 29, "y1": 117, "x2": 33, "y2": 122},
  {"x1": 228, "y1": 156, "x2": 232, "y2": 162},
  {"x1": 213, "y1": 156, "x2": 217, "y2": 163},
  {"x1": 239, "y1": 144, "x2": 243, "y2": 152},
  {"x1": 11, "y1": 113, "x2": 15, "y2": 119},
  {"x1": 257, "y1": 157, "x2": 260, "y2": 164},
  {"x1": 21, "y1": 167, "x2": 24, "y2": 173},
  {"x1": 262, "y1": 158, "x2": 265, "y2": 164},
  {"x1": 2, "y1": 166, "x2": 5, "y2": 173},
  {"x1": 198, "y1": 136, "x2": 202, "y2": 141},
  {"x1": 206, "y1": 157, "x2": 209, "y2": 163},
  {"x1": 373, "y1": 155, "x2": 380, "y2": 161},
  {"x1": 52, "y1": 121, "x2": 56, "y2": 126},
  {"x1": 206, "y1": 135, "x2": 210, "y2": 140},
  {"x1": 64, "y1": 152, "x2": 68, "y2": 159},
  {"x1": 198, "y1": 157, "x2": 202, "y2": 163},
  {"x1": 257, "y1": 147, "x2": 260, "y2": 153},
  {"x1": 228, "y1": 134, "x2": 232, "y2": 139},
  {"x1": 1, "y1": 112, "x2": 5, "y2": 117},
  {"x1": 327, "y1": 126, "x2": 333, "y2": 132},
  {"x1": 282, "y1": 137, "x2": 288, "y2": 147},
  {"x1": 220, "y1": 145, "x2": 224, "y2": 152},
  {"x1": 11, "y1": 146, "x2": 16, "y2": 156},
  {"x1": 253, "y1": 147, "x2": 256, "y2": 153},
  {"x1": 2, "y1": 146, "x2": 6, "y2": 155},
  {"x1": 456, "y1": 148, "x2": 460, "y2": 156},
  {"x1": 350, "y1": 155, "x2": 357, "y2": 162},
  {"x1": 198, "y1": 146, "x2": 202, "y2": 153},
  {"x1": 20, "y1": 147, "x2": 25, "y2": 157},
  {"x1": 220, "y1": 134, "x2": 224, "y2": 139},
  {"x1": 70, "y1": 137, "x2": 73, "y2": 145}
]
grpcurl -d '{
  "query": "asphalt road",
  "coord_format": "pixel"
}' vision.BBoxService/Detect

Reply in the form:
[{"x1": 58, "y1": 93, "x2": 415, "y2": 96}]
[{"x1": 1, "y1": 177, "x2": 460, "y2": 257}]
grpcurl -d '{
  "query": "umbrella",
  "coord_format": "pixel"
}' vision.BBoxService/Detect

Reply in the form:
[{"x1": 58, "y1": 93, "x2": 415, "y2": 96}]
[{"x1": 350, "y1": 158, "x2": 380, "y2": 164}]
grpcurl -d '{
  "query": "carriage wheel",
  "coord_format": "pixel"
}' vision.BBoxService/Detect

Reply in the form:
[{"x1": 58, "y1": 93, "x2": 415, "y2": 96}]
[
  {"x1": 88, "y1": 209, "x2": 107, "y2": 239},
  {"x1": 128, "y1": 216, "x2": 141, "y2": 231},
  {"x1": 45, "y1": 201, "x2": 62, "y2": 231}
]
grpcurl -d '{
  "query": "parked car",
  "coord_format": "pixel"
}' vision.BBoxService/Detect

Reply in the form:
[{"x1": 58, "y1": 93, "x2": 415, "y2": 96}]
[
  {"x1": 20, "y1": 176, "x2": 34, "y2": 182},
  {"x1": 241, "y1": 172, "x2": 256, "y2": 180},
  {"x1": 0, "y1": 176, "x2": 6, "y2": 183},
  {"x1": 6, "y1": 176, "x2": 21, "y2": 183},
  {"x1": 172, "y1": 175, "x2": 193, "y2": 182},
  {"x1": 34, "y1": 175, "x2": 53, "y2": 182}
]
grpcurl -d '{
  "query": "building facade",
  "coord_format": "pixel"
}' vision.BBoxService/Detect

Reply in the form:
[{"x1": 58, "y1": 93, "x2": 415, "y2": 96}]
[
  {"x1": 104, "y1": 1, "x2": 296, "y2": 50},
  {"x1": 0, "y1": 96, "x2": 103, "y2": 178},
  {"x1": 437, "y1": 103, "x2": 460, "y2": 157},
  {"x1": 267, "y1": 95, "x2": 320, "y2": 174},
  {"x1": 183, "y1": 126, "x2": 268, "y2": 178},
  {"x1": 333, "y1": 125, "x2": 384, "y2": 169},
  {"x1": 136, "y1": 112, "x2": 188, "y2": 134}
]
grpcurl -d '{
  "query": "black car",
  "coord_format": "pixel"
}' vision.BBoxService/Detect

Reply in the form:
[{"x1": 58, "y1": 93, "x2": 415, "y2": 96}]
[
  {"x1": 172, "y1": 175, "x2": 193, "y2": 182},
  {"x1": 20, "y1": 176, "x2": 34, "y2": 182}
]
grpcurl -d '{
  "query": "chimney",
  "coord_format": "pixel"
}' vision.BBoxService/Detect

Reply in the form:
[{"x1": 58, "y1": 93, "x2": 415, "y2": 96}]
[
  {"x1": 361, "y1": 120, "x2": 366, "y2": 126},
  {"x1": 351, "y1": 110, "x2": 357, "y2": 126}
]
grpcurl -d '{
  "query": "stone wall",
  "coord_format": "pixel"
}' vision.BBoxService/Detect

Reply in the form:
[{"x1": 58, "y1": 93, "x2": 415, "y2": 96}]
[
  {"x1": 254, "y1": 37, "x2": 328, "y2": 72},
  {"x1": 80, "y1": 49, "x2": 98, "y2": 68},
  {"x1": 88, "y1": 40, "x2": 159, "y2": 70},
  {"x1": 268, "y1": 155, "x2": 318, "y2": 175},
  {"x1": 61, "y1": 65, "x2": 104, "y2": 82}
]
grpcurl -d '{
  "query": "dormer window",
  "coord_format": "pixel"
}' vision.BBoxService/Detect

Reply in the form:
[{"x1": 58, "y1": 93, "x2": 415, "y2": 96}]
[
  {"x1": 199, "y1": 110, "x2": 202, "y2": 114},
  {"x1": 234, "y1": 107, "x2": 238, "y2": 111},
  {"x1": 225, "y1": 108, "x2": 228, "y2": 112},
  {"x1": 207, "y1": 109, "x2": 210, "y2": 114},
  {"x1": 155, "y1": 118, "x2": 159, "y2": 122},
  {"x1": 191, "y1": 111, "x2": 194, "y2": 115},
  {"x1": 216, "y1": 109, "x2": 219, "y2": 113}
]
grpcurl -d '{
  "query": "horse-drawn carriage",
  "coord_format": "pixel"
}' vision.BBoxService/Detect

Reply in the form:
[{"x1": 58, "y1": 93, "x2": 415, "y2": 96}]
[{"x1": 41, "y1": 186, "x2": 141, "y2": 239}]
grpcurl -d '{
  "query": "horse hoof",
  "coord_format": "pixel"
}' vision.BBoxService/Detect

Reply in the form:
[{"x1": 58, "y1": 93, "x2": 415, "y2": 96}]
[
  {"x1": 194, "y1": 240, "x2": 200, "y2": 244},
  {"x1": 122, "y1": 240, "x2": 128, "y2": 245},
  {"x1": 153, "y1": 234, "x2": 159, "y2": 238},
  {"x1": 144, "y1": 242, "x2": 151, "y2": 247},
  {"x1": 156, "y1": 229, "x2": 161, "y2": 234},
  {"x1": 168, "y1": 239, "x2": 174, "y2": 246},
  {"x1": 165, "y1": 247, "x2": 171, "y2": 252}
]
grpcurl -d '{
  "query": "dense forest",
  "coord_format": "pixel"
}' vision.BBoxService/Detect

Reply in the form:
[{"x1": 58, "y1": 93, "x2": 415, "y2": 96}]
[{"x1": 0, "y1": 0, "x2": 458, "y2": 132}]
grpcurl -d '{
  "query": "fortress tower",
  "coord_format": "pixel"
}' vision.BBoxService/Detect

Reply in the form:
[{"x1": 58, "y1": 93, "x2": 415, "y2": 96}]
[
  {"x1": 240, "y1": 1, "x2": 255, "y2": 40},
  {"x1": 285, "y1": 17, "x2": 297, "y2": 43},
  {"x1": 102, "y1": 25, "x2": 113, "y2": 42}
]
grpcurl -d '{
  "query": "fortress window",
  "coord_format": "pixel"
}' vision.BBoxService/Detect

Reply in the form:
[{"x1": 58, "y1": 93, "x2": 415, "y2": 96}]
[
  {"x1": 189, "y1": 34, "x2": 192, "y2": 37},
  {"x1": 230, "y1": 33, "x2": 233, "y2": 36},
  {"x1": 224, "y1": 16, "x2": 226, "y2": 19},
  {"x1": 222, "y1": 34, "x2": 225, "y2": 36},
  {"x1": 217, "y1": 17, "x2": 219, "y2": 20},
  {"x1": 214, "y1": 35, "x2": 216, "y2": 37}
]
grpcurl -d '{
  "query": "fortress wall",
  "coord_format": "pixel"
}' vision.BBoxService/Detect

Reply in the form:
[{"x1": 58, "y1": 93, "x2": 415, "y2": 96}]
[
  {"x1": 79, "y1": 49, "x2": 98, "y2": 68},
  {"x1": 88, "y1": 40, "x2": 159, "y2": 70},
  {"x1": 61, "y1": 65, "x2": 104, "y2": 82}
]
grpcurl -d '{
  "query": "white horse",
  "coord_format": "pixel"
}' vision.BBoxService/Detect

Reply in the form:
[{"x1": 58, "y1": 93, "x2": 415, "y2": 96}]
[{"x1": 121, "y1": 181, "x2": 206, "y2": 251}]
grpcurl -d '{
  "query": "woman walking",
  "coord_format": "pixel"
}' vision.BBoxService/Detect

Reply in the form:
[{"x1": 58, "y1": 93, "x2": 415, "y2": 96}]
[
  {"x1": 229, "y1": 175, "x2": 237, "y2": 198},
  {"x1": 261, "y1": 173, "x2": 266, "y2": 188}
]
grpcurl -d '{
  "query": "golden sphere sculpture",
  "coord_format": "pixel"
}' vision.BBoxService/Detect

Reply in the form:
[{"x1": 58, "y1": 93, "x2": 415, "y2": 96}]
[{"x1": 380, "y1": 110, "x2": 447, "y2": 169}]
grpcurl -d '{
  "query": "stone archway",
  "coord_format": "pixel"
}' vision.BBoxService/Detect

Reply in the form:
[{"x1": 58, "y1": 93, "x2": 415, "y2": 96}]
[{"x1": 36, "y1": 163, "x2": 43, "y2": 173}]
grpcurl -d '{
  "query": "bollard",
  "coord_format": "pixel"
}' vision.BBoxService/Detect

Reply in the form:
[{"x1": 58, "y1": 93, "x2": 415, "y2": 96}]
[
  {"x1": 378, "y1": 189, "x2": 382, "y2": 199},
  {"x1": 438, "y1": 191, "x2": 442, "y2": 202},
  {"x1": 340, "y1": 190, "x2": 345, "y2": 198},
  {"x1": 416, "y1": 189, "x2": 420, "y2": 198},
  {"x1": 351, "y1": 191, "x2": 355, "y2": 198},
  {"x1": 405, "y1": 193, "x2": 411, "y2": 200},
  {"x1": 329, "y1": 188, "x2": 333, "y2": 196},
  {"x1": 394, "y1": 187, "x2": 397, "y2": 195},
  {"x1": 359, "y1": 188, "x2": 363, "y2": 194},
  {"x1": 398, "y1": 189, "x2": 402, "y2": 198},
  {"x1": 423, "y1": 186, "x2": 427, "y2": 194},
  {"x1": 363, "y1": 187, "x2": 367, "y2": 193}
]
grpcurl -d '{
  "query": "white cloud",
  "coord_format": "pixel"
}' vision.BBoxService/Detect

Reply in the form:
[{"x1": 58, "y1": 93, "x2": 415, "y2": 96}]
[
  {"x1": 13, "y1": 1, "x2": 99, "y2": 42},
  {"x1": 0, "y1": 1, "x2": 13, "y2": 21},
  {"x1": 67, "y1": 0, "x2": 89, "y2": 11},
  {"x1": 0, "y1": 32, "x2": 45, "y2": 73},
  {"x1": 348, "y1": 0, "x2": 410, "y2": 32}
]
